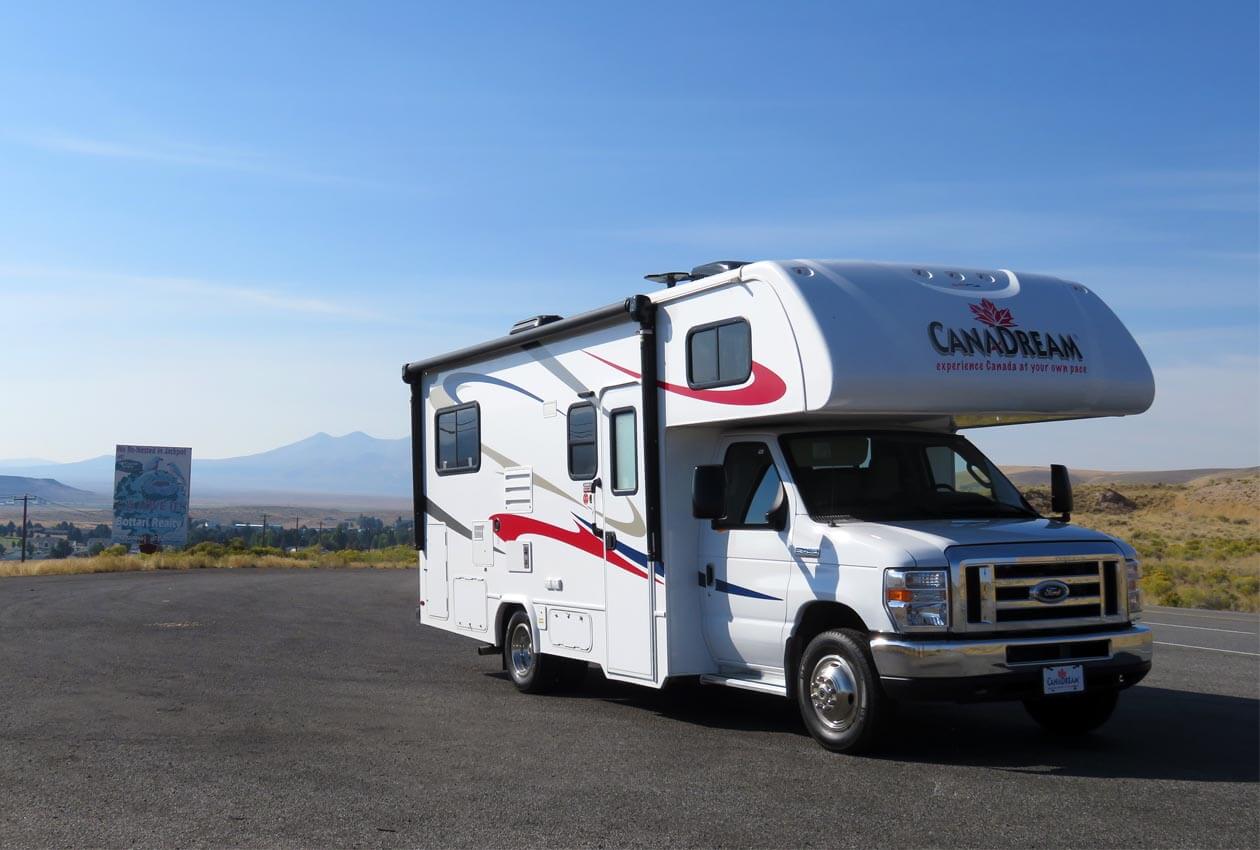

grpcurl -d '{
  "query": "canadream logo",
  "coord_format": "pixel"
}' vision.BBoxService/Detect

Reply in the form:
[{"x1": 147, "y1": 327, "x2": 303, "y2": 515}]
[{"x1": 929, "y1": 299, "x2": 1084, "y2": 361}]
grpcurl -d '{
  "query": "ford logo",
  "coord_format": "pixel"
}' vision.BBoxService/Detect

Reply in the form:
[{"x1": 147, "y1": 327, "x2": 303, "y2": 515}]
[{"x1": 1031, "y1": 580, "x2": 1071, "y2": 604}]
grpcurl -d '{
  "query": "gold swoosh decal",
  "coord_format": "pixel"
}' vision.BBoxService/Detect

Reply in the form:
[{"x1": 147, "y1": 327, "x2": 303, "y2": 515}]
[{"x1": 482, "y1": 444, "x2": 646, "y2": 538}]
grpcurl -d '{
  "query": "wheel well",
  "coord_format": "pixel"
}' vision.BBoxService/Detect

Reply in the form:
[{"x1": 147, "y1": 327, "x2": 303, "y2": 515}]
[
  {"x1": 784, "y1": 602, "x2": 869, "y2": 700},
  {"x1": 495, "y1": 602, "x2": 525, "y2": 649}
]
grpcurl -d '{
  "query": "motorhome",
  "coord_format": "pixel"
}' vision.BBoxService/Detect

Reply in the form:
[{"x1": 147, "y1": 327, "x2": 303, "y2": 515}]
[{"x1": 400, "y1": 260, "x2": 1155, "y2": 753}]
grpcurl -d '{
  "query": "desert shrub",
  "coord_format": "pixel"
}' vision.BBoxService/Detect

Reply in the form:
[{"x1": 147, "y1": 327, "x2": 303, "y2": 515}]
[{"x1": 103, "y1": 544, "x2": 128, "y2": 556}]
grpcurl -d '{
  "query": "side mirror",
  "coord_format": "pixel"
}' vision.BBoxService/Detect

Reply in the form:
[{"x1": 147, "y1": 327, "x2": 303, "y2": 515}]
[
  {"x1": 765, "y1": 482, "x2": 788, "y2": 531},
  {"x1": 692, "y1": 465, "x2": 726, "y2": 520},
  {"x1": 1050, "y1": 464, "x2": 1073, "y2": 522}
]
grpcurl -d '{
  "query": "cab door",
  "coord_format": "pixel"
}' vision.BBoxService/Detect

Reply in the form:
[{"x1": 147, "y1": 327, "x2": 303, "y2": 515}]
[
  {"x1": 599, "y1": 383, "x2": 654, "y2": 680},
  {"x1": 698, "y1": 440, "x2": 792, "y2": 672}
]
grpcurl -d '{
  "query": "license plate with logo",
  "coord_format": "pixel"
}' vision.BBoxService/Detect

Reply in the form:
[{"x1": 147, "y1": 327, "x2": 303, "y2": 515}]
[{"x1": 1043, "y1": 664, "x2": 1085, "y2": 695}]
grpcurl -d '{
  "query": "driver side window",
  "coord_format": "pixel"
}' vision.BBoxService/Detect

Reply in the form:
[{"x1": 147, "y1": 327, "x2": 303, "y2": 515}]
[
  {"x1": 716, "y1": 442, "x2": 784, "y2": 529},
  {"x1": 925, "y1": 445, "x2": 996, "y2": 499}
]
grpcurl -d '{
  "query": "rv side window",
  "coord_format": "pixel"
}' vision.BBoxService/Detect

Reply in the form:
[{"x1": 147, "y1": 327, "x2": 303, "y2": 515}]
[
  {"x1": 715, "y1": 441, "x2": 783, "y2": 529},
  {"x1": 435, "y1": 402, "x2": 480, "y2": 475},
  {"x1": 687, "y1": 318, "x2": 752, "y2": 389},
  {"x1": 610, "y1": 408, "x2": 638, "y2": 494},
  {"x1": 567, "y1": 402, "x2": 597, "y2": 480}
]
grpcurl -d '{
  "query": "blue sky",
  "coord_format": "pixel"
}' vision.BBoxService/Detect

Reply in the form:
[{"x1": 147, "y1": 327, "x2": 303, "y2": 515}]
[{"x1": 2, "y1": 0, "x2": 1256, "y2": 470}]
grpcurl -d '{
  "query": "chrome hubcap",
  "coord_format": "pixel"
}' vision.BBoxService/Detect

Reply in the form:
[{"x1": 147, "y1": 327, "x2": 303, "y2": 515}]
[
  {"x1": 809, "y1": 654, "x2": 860, "y2": 730},
  {"x1": 510, "y1": 623, "x2": 534, "y2": 678}
]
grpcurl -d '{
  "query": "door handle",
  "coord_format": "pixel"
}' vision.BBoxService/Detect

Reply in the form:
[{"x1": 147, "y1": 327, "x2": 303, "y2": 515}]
[
  {"x1": 705, "y1": 563, "x2": 714, "y2": 587},
  {"x1": 604, "y1": 530, "x2": 617, "y2": 551}
]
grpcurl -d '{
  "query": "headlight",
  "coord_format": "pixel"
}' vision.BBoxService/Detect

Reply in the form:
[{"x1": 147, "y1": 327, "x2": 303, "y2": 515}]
[
  {"x1": 884, "y1": 568, "x2": 949, "y2": 631},
  {"x1": 1125, "y1": 558, "x2": 1142, "y2": 618}
]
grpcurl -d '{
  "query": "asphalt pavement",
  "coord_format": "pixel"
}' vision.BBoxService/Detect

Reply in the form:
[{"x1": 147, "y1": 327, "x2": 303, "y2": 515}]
[{"x1": 0, "y1": 569, "x2": 1256, "y2": 849}]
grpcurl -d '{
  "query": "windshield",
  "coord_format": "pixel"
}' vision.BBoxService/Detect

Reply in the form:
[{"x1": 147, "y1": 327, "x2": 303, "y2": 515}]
[{"x1": 780, "y1": 431, "x2": 1037, "y2": 522}]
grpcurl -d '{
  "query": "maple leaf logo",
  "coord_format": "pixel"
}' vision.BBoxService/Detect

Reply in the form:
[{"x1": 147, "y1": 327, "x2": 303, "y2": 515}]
[{"x1": 969, "y1": 298, "x2": 1017, "y2": 328}]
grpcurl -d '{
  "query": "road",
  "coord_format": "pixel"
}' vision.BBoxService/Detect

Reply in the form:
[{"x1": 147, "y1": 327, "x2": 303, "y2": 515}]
[{"x1": 0, "y1": 570, "x2": 1256, "y2": 849}]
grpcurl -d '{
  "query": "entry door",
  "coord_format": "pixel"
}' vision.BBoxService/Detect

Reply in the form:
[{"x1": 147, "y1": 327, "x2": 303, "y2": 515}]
[
  {"x1": 599, "y1": 383, "x2": 654, "y2": 679},
  {"x1": 699, "y1": 441, "x2": 792, "y2": 672}
]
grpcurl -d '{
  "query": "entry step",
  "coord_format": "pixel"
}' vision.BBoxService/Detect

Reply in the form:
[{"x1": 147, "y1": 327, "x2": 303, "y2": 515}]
[{"x1": 699, "y1": 674, "x2": 788, "y2": 697}]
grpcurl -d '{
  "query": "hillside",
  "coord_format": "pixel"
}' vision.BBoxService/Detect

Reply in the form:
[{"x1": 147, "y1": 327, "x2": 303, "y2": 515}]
[
  {"x1": 0, "y1": 476, "x2": 98, "y2": 504},
  {"x1": 1020, "y1": 471, "x2": 1259, "y2": 611},
  {"x1": 1003, "y1": 466, "x2": 1259, "y2": 488}
]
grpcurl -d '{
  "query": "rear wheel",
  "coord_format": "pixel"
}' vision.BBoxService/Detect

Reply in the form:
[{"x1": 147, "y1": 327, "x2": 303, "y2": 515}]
[
  {"x1": 504, "y1": 611, "x2": 555, "y2": 694},
  {"x1": 796, "y1": 628, "x2": 886, "y2": 753},
  {"x1": 1023, "y1": 689, "x2": 1119, "y2": 734}
]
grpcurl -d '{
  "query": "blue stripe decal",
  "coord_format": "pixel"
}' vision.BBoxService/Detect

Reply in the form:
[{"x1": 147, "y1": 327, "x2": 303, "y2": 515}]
[
  {"x1": 443, "y1": 372, "x2": 544, "y2": 404},
  {"x1": 714, "y1": 579, "x2": 781, "y2": 601}
]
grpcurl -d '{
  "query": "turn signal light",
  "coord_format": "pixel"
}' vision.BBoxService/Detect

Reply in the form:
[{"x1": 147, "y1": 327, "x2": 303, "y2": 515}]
[{"x1": 886, "y1": 588, "x2": 914, "y2": 603}]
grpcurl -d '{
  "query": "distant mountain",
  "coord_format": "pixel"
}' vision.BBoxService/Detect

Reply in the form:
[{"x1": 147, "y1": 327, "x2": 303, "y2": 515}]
[
  {"x1": 0, "y1": 432, "x2": 412, "y2": 501},
  {"x1": 0, "y1": 455, "x2": 114, "y2": 493},
  {"x1": 196, "y1": 431, "x2": 412, "y2": 496},
  {"x1": 0, "y1": 476, "x2": 99, "y2": 505},
  {"x1": 0, "y1": 458, "x2": 57, "y2": 468}
]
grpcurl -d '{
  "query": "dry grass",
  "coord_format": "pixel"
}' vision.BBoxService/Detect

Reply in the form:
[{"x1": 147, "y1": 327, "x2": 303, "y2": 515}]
[
  {"x1": 0, "y1": 544, "x2": 415, "y2": 579},
  {"x1": 1027, "y1": 472, "x2": 1260, "y2": 612}
]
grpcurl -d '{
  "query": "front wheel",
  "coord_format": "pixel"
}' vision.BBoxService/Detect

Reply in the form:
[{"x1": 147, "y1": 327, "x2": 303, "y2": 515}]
[
  {"x1": 796, "y1": 628, "x2": 886, "y2": 753},
  {"x1": 1023, "y1": 689, "x2": 1119, "y2": 734}
]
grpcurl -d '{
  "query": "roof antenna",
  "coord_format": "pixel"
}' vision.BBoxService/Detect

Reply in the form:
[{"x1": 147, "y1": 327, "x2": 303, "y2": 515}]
[{"x1": 644, "y1": 271, "x2": 692, "y2": 288}]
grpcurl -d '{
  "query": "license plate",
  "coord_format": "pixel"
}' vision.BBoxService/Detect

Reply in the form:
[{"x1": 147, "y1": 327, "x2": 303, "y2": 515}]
[{"x1": 1043, "y1": 664, "x2": 1085, "y2": 695}]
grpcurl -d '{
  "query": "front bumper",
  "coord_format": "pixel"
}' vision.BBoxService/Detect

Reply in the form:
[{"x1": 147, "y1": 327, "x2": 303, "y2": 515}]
[{"x1": 870, "y1": 624, "x2": 1152, "y2": 703}]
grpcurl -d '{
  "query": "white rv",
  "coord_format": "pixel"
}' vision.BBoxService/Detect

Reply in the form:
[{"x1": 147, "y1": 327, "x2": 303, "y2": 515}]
[{"x1": 401, "y1": 260, "x2": 1155, "y2": 753}]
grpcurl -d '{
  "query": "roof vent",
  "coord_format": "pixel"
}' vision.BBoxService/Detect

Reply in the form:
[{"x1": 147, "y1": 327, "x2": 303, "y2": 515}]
[
  {"x1": 510, "y1": 314, "x2": 562, "y2": 335},
  {"x1": 690, "y1": 260, "x2": 749, "y2": 279},
  {"x1": 644, "y1": 260, "x2": 751, "y2": 288}
]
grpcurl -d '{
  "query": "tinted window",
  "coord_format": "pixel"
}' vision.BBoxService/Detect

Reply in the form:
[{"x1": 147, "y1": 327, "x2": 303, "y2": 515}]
[
  {"x1": 610, "y1": 408, "x2": 637, "y2": 494},
  {"x1": 688, "y1": 319, "x2": 751, "y2": 389},
  {"x1": 435, "y1": 403, "x2": 480, "y2": 474},
  {"x1": 716, "y1": 442, "x2": 782, "y2": 529},
  {"x1": 567, "y1": 402, "x2": 597, "y2": 480}
]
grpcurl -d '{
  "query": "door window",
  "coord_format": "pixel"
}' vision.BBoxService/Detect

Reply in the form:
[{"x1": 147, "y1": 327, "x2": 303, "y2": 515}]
[
  {"x1": 567, "y1": 402, "x2": 597, "y2": 480},
  {"x1": 716, "y1": 442, "x2": 784, "y2": 529},
  {"x1": 610, "y1": 408, "x2": 638, "y2": 494}
]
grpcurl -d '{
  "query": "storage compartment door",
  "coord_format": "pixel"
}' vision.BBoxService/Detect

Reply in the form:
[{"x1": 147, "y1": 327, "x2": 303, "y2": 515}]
[{"x1": 424, "y1": 522, "x2": 449, "y2": 619}]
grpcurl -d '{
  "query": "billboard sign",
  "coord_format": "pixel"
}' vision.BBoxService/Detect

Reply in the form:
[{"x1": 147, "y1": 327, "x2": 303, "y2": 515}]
[{"x1": 111, "y1": 445, "x2": 192, "y2": 549}]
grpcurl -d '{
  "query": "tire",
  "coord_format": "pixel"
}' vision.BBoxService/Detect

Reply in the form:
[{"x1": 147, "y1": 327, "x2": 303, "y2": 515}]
[
  {"x1": 504, "y1": 610, "x2": 555, "y2": 694},
  {"x1": 1023, "y1": 689, "x2": 1119, "y2": 735},
  {"x1": 796, "y1": 628, "x2": 886, "y2": 753}
]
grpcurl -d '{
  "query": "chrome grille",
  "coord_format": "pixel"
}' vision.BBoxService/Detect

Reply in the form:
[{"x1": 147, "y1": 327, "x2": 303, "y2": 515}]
[{"x1": 949, "y1": 545, "x2": 1128, "y2": 633}]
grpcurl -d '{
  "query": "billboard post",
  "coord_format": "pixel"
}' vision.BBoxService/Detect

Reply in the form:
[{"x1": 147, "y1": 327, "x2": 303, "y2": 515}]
[{"x1": 111, "y1": 445, "x2": 192, "y2": 551}]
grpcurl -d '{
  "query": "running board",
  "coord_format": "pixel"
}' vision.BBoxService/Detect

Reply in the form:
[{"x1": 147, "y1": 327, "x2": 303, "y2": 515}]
[{"x1": 699, "y1": 674, "x2": 787, "y2": 697}]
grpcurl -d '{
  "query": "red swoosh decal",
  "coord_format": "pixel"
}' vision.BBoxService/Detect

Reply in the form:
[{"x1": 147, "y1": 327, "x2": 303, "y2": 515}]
[
  {"x1": 490, "y1": 513, "x2": 647, "y2": 579},
  {"x1": 584, "y1": 352, "x2": 787, "y2": 406}
]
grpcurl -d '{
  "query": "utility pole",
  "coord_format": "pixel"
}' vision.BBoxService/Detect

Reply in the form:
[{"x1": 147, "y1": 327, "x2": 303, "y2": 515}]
[
  {"x1": 261, "y1": 513, "x2": 268, "y2": 547},
  {"x1": 294, "y1": 516, "x2": 299, "y2": 547},
  {"x1": 318, "y1": 521, "x2": 323, "y2": 550},
  {"x1": 20, "y1": 494, "x2": 29, "y2": 563}
]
